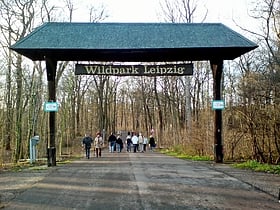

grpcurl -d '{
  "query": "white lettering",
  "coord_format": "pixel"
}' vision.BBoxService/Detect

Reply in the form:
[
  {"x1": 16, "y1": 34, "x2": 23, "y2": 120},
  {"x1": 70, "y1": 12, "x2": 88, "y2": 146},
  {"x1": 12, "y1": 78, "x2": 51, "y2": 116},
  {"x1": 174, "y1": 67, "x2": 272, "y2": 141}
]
[
  {"x1": 159, "y1": 67, "x2": 167, "y2": 74},
  {"x1": 78, "y1": 64, "x2": 192, "y2": 76},
  {"x1": 100, "y1": 66, "x2": 105, "y2": 74},
  {"x1": 84, "y1": 65, "x2": 98, "y2": 74},
  {"x1": 125, "y1": 67, "x2": 131, "y2": 74},
  {"x1": 178, "y1": 67, "x2": 185, "y2": 74},
  {"x1": 144, "y1": 65, "x2": 149, "y2": 74},
  {"x1": 112, "y1": 67, "x2": 119, "y2": 74},
  {"x1": 131, "y1": 66, "x2": 139, "y2": 74},
  {"x1": 105, "y1": 66, "x2": 111, "y2": 74},
  {"x1": 149, "y1": 67, "x2": 156, "y2": 74}
]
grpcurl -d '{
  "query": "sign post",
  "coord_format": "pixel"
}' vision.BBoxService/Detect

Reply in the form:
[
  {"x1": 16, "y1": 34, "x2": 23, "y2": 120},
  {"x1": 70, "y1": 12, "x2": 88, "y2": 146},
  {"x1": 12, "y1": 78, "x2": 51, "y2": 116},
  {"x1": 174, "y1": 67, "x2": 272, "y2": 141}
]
[{"x1": 211, "y1": 60, "x2": 224, "y2": 163}]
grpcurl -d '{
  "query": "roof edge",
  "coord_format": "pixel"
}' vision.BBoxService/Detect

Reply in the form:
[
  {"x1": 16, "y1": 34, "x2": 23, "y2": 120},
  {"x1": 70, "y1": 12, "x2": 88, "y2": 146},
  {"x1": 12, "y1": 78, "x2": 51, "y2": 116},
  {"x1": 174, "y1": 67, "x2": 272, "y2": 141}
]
[{"x1": 10, "y1": 22, "x2": 49, "y2": 50}]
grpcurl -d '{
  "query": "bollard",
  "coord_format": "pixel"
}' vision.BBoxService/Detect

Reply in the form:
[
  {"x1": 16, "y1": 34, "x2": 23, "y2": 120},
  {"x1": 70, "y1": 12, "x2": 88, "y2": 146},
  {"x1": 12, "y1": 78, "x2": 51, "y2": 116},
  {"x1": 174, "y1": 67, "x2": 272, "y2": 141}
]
[{"x1": 29, "y1": 135, "x2": 40, "y2": 164}]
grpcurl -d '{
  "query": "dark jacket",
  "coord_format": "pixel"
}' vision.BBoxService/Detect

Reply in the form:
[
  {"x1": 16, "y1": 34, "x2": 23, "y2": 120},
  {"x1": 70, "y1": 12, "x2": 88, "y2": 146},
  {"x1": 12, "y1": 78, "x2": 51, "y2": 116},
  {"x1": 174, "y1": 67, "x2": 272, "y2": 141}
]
[
  {"x1": 127, "y1": 138, "x2": 132, "y2": 145},
  {"x1": 83, "y1": 136, "x2": 93, "y2": 148},
  {"x1": 149, "y1": 136, "x2": 156, "y2": 147},
  {"x1": 108, "y1": 134, "x2": 117, "y2": 146},
  {"x1": 116, "y1": 137, "x2": 123, "y2": 145}
]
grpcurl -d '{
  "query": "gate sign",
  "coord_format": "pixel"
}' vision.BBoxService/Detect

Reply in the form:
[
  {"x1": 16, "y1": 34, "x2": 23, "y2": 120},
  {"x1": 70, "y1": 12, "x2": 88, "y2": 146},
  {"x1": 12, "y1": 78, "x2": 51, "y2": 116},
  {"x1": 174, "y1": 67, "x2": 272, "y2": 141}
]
[
  {"x1": 75, "y1": 63, "x2": 193, "y2": 76},
  {"x1": 44, "y1": 102, "x2": 59, "y2": 112},
  {"x1": 212, "y1": 100, "x2": 225, "y2": 110}
]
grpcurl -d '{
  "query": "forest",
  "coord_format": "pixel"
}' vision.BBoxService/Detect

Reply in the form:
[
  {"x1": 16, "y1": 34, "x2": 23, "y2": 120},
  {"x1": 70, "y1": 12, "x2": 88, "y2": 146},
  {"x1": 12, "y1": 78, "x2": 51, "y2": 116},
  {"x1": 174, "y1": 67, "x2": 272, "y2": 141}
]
[{"x1": 0, "y1": 0, "x2": 279, "y2": 165}]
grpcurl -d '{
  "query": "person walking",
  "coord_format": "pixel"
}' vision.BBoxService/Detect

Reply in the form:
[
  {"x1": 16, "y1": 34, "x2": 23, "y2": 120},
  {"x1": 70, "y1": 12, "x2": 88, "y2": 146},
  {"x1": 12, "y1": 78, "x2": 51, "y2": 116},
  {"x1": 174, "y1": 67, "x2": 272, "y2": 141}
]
[
  {"x1": 108, "y1": 132, "x2": 117, "y2": 153},
  {"x1": 116, "y1": 135, "x2": 123, "y2": 153},
  {"x1": 94, "y1": 132, "x2": 103, "y2": 158},
  {"x1": 82, "y1": 134, "x2": 93, "y2": 159},
  {"x1": 138, "y1": 133, "x2": 144, "y2": 152},
  {"x1": 149, "y1": 135, "x2": 156, "y2": 152},
  {"x1": 131, "y1": 132, "x2": 139, "y2": 153},
  {"x1": 126, "y1": 132, "x2": 132, "y2": 152},
  {"x1": 143, "y1": 135, "x2": 148, "y2": 152}
]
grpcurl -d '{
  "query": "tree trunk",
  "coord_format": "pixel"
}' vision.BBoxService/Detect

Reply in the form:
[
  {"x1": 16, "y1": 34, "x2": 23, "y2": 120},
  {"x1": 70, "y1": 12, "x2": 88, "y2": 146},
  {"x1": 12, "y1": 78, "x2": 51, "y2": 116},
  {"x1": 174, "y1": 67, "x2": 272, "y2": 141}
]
[
  {"x1": 14, "y1": 55, "x2": 23, "y2": 162},
  {"x1": 154, "y1": 77, "x2": 163, "y2": 147}
]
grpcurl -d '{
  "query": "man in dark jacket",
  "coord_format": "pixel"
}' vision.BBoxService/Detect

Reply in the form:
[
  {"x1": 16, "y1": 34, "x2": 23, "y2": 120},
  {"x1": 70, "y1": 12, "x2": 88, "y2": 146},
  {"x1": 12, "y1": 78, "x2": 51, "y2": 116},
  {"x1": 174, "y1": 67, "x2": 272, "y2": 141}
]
[
  {"x1": 82, "y1": 134, "x2": 93, "y2": 159},
  {"x1": 149, "y1": 135, "x2": 156, "y2": 152},
  {"x1": 108, "y1": 132, "x2": 117, "y2": 152}
]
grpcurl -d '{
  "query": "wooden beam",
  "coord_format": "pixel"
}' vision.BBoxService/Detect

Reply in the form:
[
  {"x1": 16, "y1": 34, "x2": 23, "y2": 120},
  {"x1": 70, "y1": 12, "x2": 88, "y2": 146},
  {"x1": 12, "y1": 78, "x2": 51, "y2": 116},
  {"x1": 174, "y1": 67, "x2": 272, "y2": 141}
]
[
  {"x1": 45, "y1": 57, "x2": 57, "y2": 167},
  {"x1": 210, "y1": 60, "x2": 224, "y2": 163}
]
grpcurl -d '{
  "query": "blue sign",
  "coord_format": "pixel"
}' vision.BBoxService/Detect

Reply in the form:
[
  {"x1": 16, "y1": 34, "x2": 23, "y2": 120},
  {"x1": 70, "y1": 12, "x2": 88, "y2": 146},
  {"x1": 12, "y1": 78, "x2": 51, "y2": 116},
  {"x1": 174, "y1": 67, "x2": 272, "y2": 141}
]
[
  {"x1": 44, "y1": 102, "x2": 59, "y2": 112},
  {"x1": 212, "y1": 100, "x2": 225, "y2": 110}
]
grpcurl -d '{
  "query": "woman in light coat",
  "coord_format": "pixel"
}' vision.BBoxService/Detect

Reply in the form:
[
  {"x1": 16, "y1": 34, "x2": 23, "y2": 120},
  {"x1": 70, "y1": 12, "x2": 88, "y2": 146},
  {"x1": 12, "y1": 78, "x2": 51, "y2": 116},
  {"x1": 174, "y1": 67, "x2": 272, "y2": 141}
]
[{"x1": 94, "y1": 132, "x2": 103, "y2": 157}]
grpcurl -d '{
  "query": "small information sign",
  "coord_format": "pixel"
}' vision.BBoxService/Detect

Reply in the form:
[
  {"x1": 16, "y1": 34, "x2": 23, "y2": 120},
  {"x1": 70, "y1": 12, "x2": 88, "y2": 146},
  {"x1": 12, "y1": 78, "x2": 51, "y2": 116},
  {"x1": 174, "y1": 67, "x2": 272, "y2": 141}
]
[
  {"x1": 212, "y1": 100, "x2": 225, "y2": 110},
  {"x1": 44, "y1": 102, "x2": 59, "y2": 112}
]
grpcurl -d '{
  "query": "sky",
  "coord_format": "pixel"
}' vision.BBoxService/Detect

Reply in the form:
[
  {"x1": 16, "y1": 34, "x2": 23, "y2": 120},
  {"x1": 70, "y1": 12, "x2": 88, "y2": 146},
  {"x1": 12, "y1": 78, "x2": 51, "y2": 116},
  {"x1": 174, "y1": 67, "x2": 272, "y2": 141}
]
[{"x1": 71, "y1": 0, "x2": 258, "y2": 35}]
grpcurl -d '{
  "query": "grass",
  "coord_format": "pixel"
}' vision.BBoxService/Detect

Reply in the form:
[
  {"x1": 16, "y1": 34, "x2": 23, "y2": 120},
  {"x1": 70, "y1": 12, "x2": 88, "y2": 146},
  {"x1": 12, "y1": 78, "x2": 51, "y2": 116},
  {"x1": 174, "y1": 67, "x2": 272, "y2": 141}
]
[
  {"x1": 0, "y1": 156, "x2": 80, "y2": 172},
  {"x1": 161, "y1": 147, "x2": 280, "y2": 175},
  {"x1": 232, "y1": 160, "x2": 280, "y2": 174},
  {"x1": 0, "y1": 161, "x2": 48, "y2": 172},
  {"x1": 160, "y1": 148, "x2": 212, "y2": 161}
]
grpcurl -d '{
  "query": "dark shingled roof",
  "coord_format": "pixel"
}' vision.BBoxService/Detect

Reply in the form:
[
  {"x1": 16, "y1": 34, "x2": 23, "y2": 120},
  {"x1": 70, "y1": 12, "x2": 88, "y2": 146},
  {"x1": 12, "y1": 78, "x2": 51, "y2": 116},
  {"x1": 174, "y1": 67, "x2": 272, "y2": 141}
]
[{"x1": 11, "y1": 22, "x2": 258, "y2": 62}]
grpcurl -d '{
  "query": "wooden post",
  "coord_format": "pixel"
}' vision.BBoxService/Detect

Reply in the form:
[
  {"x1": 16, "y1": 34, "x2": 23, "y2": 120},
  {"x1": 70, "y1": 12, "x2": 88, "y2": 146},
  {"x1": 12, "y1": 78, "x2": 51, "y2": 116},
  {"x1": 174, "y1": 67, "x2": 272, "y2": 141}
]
[
  {"x1": 210, "y1": 60, "x2": 224, "y2": 163},
  {"x1": 46, "y1": 57, "x2": 57, "y2": 166}
]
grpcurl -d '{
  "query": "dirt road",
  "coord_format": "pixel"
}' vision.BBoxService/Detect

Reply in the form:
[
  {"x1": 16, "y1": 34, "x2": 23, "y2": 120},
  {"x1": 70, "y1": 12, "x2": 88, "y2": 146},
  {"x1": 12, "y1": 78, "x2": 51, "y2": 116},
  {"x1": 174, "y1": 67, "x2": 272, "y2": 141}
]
[{"x1": 1, "y1": 150, "x2": 279, "y2": 209}]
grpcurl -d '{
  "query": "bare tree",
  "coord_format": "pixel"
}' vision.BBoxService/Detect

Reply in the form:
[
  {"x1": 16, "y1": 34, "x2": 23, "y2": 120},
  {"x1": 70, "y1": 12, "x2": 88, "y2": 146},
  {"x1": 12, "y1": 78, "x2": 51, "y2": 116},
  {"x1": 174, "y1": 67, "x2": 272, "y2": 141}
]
[
  {"x1": 88, "y1": 4, "x2": 108, "y2": 22},
  {"x1": 0, "y1": 0, "x2": 14, "y2": 151},
  {"x1": 0, "y1": 0, "x2": 37, "y2": 162},
  {"x1": 160, "y1": 0, "x2": 207, "y2": 23},
  {"x1": 159, "y1": 0, "x2": 209, "y2": 151},
  {"x1": 40, "y1": 0, "x2": 57, "y2": 22}
]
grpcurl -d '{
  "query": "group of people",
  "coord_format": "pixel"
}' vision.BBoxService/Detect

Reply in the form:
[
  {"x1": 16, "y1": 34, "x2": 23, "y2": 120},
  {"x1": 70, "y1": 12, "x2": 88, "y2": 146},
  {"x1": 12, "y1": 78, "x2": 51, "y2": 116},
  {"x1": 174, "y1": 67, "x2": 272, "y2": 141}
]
[
  {"x1": 109, "y1": 131, "x2": 156, "y2": 153},
  {"x1": 108, "y1": 132, "x2": 124, "y2": 153},
  {"x1": 82, "y1": 131, "x2": 156, "y2": 158},
  {"x1": 82, "y1": 132, "x2": 103, "y2": 159}
]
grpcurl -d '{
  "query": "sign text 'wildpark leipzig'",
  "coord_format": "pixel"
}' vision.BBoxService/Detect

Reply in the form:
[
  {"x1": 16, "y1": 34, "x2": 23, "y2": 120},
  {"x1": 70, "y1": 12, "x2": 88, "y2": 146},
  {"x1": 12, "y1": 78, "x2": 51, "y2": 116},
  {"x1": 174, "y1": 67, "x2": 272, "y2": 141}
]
[{"x1": 75, "y1": 63, "x2": 193, "y2": 76}]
